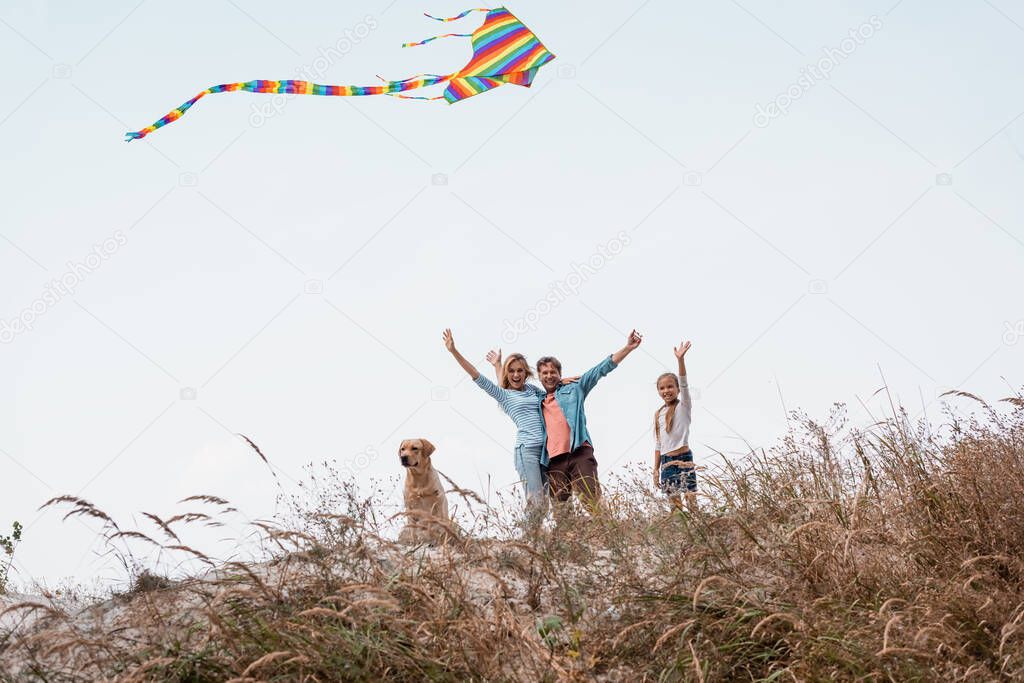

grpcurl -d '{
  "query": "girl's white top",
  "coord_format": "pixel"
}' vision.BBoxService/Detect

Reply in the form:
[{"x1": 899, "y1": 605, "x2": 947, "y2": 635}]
[{"x1": 654, "y1": 374, "x2": 692, "y2": 453}]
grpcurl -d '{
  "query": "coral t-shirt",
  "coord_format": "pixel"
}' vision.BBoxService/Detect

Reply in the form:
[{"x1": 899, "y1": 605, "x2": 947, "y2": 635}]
[{"x1": 542, "y1": 393, "x2": 571, "y2": 458}]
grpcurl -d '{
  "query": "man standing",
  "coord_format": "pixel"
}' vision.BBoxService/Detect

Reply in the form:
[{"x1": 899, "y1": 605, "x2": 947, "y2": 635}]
[{"x1": 537, "y1": 330, "x2": 643, "y2": 509}]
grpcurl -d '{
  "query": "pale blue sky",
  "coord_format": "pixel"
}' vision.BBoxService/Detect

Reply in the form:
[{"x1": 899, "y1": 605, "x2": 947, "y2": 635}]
[{"x1": 2, "y1": 0, "x2": 1022, "y2": 587}]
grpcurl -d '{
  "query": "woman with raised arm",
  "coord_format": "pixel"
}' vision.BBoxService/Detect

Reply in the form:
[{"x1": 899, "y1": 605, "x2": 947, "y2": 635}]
[{"x1": 442, "y1": 329, "x2": 547, "y2": 517}]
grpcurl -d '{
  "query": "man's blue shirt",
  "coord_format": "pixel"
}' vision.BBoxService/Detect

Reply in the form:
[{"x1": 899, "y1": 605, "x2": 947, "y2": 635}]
[{"x1": 540, "y1": 355, "x2": 618, "y2": 464}]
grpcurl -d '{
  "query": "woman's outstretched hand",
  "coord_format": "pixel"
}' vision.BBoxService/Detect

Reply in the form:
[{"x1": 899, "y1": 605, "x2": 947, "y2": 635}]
[
  {"x1": 444, "y1": 328, "x2": 482, "y2": 380},
  {"x1": 674, "y1": 340, "x2": 691, "y2": 359},
  {"x1": 560, "y1": 375, "x2": 581, "y2": 385},
  {"x1": 486, "y1": 348, "x2": 502, "y2": 369}
]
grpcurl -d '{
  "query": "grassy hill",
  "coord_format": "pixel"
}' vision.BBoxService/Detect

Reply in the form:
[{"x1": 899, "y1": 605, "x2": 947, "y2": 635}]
[{"x1": 2, "y1": 393, "x2": 1023, "y2": 681}]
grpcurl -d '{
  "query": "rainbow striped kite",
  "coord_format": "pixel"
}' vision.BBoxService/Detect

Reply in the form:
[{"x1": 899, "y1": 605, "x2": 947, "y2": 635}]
[{"x1": 126, "y1": 7, "x2": 555, "y2": 141}]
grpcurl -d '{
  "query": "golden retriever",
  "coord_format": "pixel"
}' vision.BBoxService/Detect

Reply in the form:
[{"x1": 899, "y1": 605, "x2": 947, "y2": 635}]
[{"x1": 397, "y1": 438, "x2": 450, "y2": 545}]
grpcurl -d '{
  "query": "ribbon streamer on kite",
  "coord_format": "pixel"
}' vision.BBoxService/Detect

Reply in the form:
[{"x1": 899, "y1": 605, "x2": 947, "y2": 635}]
[{"x1": 125, "y1": 7, "x2": 555, "y2": 141}]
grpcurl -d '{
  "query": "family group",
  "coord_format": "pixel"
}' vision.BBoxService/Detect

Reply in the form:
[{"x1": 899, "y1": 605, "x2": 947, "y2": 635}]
[{"x1": 442, "y1": 329, "x2": 696, "y2": 516}]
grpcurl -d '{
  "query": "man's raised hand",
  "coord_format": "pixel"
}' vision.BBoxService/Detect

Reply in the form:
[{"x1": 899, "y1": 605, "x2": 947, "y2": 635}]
[
  {"x1": 627, "y1": 329, "x2": 643, "y2": 350},
  {"x1": 612, "y1": 329, "x2": 644, "y2": 365},
  {"x1": 486, "y1": 349, "x2": 502, "y2": 369}
]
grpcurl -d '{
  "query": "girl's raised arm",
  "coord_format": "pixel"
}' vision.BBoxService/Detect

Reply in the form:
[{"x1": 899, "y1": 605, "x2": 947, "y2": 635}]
[
  {"x1": 443, "y1": 329, "x2": 480, "y2": 380},
  {"x1": 675, "y1": 340, "x2": 693, "y2": 410},
  {"x1": 674, "y1": 340, "x2": 691, "y2": 377}
]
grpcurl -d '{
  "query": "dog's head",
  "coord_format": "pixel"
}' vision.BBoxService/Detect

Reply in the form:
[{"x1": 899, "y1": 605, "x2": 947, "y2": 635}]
[{"x1": 399, "y1": 438, "x2": 436, "y2": 471}]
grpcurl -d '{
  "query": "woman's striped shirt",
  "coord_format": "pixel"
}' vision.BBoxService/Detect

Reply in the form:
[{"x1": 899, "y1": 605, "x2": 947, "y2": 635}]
[{"x1": 473, "y1": 375, "x2": 546, "y2": 447}]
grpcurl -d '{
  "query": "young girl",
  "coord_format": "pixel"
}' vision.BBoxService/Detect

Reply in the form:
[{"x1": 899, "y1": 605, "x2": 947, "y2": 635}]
[{"x1": 653, "y1": 340, "x2": 696, "y2": 511}]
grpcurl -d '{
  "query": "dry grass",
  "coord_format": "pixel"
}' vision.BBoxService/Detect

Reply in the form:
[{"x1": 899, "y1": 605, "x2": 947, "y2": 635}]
[{"x1": 2, "y1": 393, "x2": 1023, "y2": 681}]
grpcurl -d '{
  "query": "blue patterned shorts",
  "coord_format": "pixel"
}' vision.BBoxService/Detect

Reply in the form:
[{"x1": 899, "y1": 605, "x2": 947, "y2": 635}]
[{"x1": 660, "y1": 450, "x2": 696, "y2": 493}]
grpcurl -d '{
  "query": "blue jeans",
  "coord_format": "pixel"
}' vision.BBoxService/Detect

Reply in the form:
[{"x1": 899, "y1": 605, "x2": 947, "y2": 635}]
[
  {"x1": 661, "y1": 450, "x2": 697, "y2": 493},
  {"x1": 514, "y1": 443, "x2": 546, "y2": 510}
]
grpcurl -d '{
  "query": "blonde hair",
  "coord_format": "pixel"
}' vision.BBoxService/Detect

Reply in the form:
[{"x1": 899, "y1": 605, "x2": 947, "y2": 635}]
[
  {"x1": 654, "y1": 372, "x2": 680, "y2": 440},
  {"x1": 501, "y1": 353, "x2": 535, "y2": 389}
]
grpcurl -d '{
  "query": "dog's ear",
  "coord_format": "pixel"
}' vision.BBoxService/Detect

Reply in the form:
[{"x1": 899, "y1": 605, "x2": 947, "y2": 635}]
[{"x1": 419, "y1": 439, "x2": 436, "y2": 457}]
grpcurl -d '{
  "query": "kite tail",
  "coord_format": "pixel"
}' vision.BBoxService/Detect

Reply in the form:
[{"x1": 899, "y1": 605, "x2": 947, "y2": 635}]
[
  {"x1": 423, "y1": 8, "x2": 491, "y2": 22},
  {"x1": 125, "y1": 87, "x2": 213, "y2": 141},
  {"x1": 376, "y1": 73, "x2": 449, "y2": 99},
  {"x1": 125, "y1": 75, "x2": 453, "y2": 141},
  {"x1": 376, "y1": 73, "x2": 450, "y2": 84},
  {"x1": 386, "y1": 93, "x2": 447, "y2": 101},
  {"x1": 402, "y1": 33, "x2": 473, "y2": 48},
  {"x1": 404, "y1": 9, "x2": 492, "y2": 48}
]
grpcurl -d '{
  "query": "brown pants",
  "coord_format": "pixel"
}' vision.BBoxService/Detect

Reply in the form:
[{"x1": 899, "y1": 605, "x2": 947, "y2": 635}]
[{"x1": 546, "y1": 444, "x2": 601, "y2": 506}]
